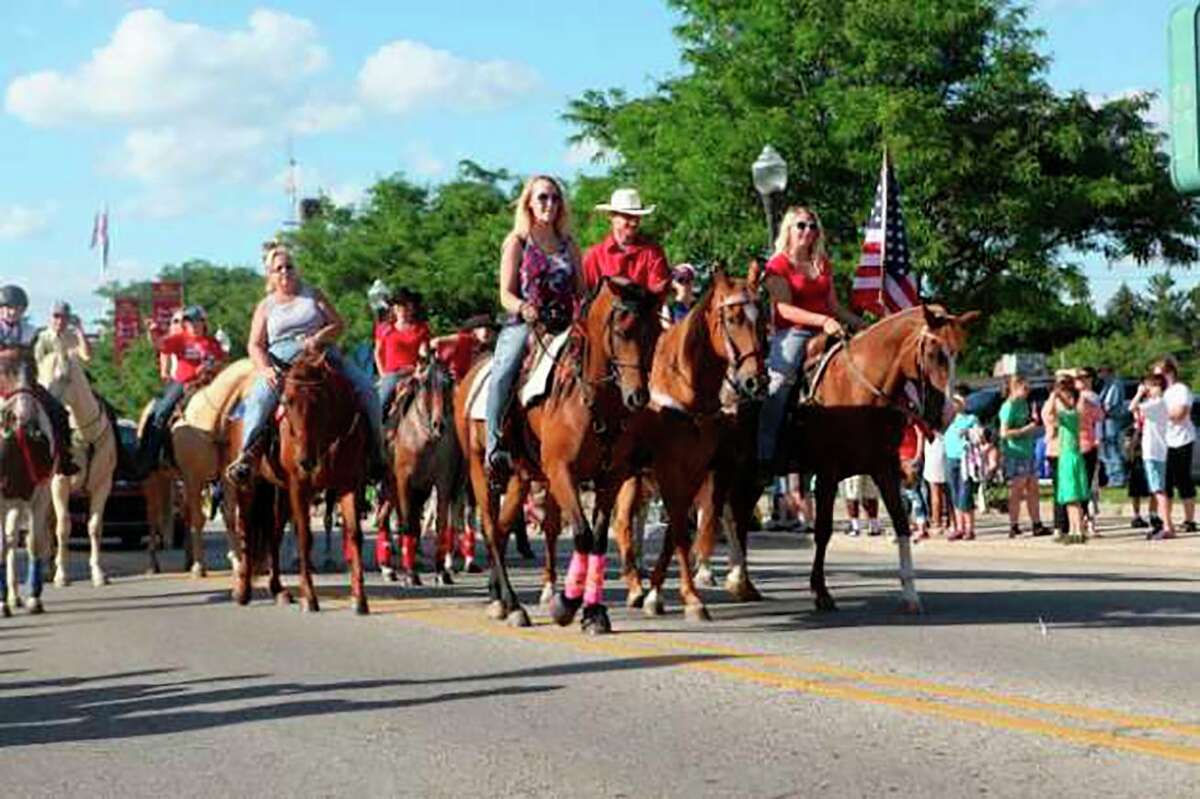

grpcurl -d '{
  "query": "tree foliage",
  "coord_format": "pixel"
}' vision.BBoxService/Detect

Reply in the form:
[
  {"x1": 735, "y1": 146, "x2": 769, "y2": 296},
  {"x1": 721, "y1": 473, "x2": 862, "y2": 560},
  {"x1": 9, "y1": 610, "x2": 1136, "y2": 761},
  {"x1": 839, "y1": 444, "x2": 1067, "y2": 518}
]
[{"x1": 564, "y1": 0, "x2": 1198, "y2": 370}]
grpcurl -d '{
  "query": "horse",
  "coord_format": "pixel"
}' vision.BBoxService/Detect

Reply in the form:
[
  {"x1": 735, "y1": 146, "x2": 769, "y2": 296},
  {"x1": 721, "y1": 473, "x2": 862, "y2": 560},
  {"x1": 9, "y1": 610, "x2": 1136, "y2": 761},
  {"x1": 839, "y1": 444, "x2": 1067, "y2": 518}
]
[
  {"x1": 0, "y1": 355, "x2": 57, "y2": 616},
  {"x1": 690, "y1": 304, "x2": 979, "y2": 613},
  {"x1": 375, "y1": 360, "x2": 462, "y2": 587},
  {"x1": 139, "y1": 359, "x2": 255, "y2": 576},
  {"x1": 453, "y1": 277, "x2": 660, "y2": 632},
  {"x1": 227, "y1": 349, "x2": 372, "y2": 614},
  {"x1": 36, "y1": 348, "x2": 118, "y2": 587},
  {"x1": 609, "y1": 266, "x2": 766, "y2": 620}
]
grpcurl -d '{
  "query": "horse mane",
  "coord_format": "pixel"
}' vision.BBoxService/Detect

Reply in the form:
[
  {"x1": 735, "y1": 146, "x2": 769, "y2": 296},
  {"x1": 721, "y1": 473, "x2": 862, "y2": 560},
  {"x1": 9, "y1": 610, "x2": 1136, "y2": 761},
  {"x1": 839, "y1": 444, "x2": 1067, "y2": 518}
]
[
  {"x1": 185, "y1": 358, "x2": 257, "y2": 431},
  {"x1": 653, "y1": 282, "x2": 715, "y2": 394}
]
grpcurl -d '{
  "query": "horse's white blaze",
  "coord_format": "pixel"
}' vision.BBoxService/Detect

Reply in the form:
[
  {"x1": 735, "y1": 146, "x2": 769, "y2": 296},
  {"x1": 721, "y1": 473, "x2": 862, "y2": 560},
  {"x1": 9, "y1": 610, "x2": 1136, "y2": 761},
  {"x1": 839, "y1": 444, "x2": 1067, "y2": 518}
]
[{"x1": 649, "y1": 390, "x2": 684, "y2": 411}]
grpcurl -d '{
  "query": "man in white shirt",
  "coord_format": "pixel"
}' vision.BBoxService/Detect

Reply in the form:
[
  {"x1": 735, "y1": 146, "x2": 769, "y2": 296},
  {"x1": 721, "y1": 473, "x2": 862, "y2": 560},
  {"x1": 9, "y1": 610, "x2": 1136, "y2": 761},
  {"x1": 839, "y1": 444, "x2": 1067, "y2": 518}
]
[{"x1": 1156, "y1": 358, "x2": 1196, "y2": 532}]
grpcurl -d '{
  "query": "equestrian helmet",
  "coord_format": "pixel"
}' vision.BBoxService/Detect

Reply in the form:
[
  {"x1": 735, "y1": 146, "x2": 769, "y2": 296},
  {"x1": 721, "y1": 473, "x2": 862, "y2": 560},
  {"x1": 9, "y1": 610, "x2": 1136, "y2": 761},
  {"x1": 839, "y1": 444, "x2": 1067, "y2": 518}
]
[
  {"x1": 182, "y1": 304, "x2": 207, "y2": 323},
  {"x1": 0, "y1": 285, "x2": 29, "y2": 309}
]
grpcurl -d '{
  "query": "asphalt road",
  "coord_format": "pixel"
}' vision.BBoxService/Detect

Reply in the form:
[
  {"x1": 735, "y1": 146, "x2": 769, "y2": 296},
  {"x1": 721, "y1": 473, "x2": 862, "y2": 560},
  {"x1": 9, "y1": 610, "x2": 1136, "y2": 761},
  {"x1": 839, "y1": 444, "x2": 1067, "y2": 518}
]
[{"x1": 2, "y1": 515, "x2": 1199, "y2": 798}]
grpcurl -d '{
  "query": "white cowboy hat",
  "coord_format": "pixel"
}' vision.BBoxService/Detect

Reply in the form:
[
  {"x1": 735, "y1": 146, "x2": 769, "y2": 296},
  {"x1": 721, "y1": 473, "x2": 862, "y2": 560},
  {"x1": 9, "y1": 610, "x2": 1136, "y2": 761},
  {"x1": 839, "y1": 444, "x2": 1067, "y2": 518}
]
[{"x1": 595, "y1": 188, "x2": 656, "y2": 216}]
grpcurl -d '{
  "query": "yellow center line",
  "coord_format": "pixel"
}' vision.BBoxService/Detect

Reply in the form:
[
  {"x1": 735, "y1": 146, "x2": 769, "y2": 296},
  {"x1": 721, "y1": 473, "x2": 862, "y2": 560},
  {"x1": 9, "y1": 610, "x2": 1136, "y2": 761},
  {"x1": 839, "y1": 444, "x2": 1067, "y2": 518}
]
[{"x1": 379, "y1": 604, "x2": 1200, "y2": 766}]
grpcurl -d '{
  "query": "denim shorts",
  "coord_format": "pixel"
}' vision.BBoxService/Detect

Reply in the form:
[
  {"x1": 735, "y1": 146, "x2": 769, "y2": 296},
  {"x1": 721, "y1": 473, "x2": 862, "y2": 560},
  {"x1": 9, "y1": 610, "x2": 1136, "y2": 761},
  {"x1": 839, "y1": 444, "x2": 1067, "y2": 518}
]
[
  {"x1": 1144, "y1": 459, "x2": 1167, "y2": 494},
  {"x1": 1003, "y1": 456, "x2": 1036, "y2": 481},
  {"x1": 945, "y1": 458, "x2": 975, "y2": 512}
]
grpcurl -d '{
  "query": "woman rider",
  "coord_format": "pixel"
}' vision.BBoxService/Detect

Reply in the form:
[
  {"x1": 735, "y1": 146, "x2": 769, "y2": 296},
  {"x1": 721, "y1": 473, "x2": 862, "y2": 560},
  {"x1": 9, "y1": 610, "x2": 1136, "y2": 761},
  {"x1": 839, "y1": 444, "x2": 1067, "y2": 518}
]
[
  {"x1": 757, "y1": 206, "x2": 862, "y2": 472},
  {"x1": 225, "y1": 246, "x2": 388, "y2": 485},
  {"x1": 375, "y1": 287, "x2": 430, "y2": 417},
  {"x1": 486, "y1": 174, "x2": 585, "y2": 478}
]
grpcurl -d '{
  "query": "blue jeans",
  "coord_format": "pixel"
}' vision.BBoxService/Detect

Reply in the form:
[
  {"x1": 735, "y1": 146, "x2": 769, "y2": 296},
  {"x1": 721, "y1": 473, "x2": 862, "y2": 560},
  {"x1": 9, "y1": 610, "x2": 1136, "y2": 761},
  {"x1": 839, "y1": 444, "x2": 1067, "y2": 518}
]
[
  {"x1": 377, "y1": 370, "x2": 413, "y2": 411},
  {"x1": 757, "y1": 328, "x2": 813, "y2": 463},
  {"x1": 486, "y1": 322, "x2": 529, "y2": 463},
  {"x1": 901, "y1": 461, "x2": 929, "y2": 522},
  {"x1": 150, "y1": 380, "x2": 186, "y2": 428},
  {"x1": 240, "y1": 342, "x2": 385, "y2": 460},
  {"x1": 1099, "y1": 433, "x2": 1126, "y2": 487}
]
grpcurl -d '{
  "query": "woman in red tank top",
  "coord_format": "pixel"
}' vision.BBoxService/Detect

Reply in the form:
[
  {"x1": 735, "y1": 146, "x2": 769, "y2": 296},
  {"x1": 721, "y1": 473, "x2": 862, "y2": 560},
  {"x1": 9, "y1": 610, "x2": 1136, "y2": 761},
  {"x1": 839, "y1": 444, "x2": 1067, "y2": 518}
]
[
  {"x1": 375, "y1": 288, "x2": 431, "y2": 413},
  {"x1": 758, "y1": 205, "x2": 862, "y2": 471}
]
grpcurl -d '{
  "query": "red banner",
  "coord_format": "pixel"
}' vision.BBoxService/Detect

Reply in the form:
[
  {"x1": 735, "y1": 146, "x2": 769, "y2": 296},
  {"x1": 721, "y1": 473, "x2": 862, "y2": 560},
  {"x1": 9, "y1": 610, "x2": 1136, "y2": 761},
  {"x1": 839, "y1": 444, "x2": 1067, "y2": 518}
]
[
  {"x1": 150, "y1": 281, "x2": 183, "y2": 330},
  {"x1": 113, "y1": 296, "x2": 141, "y2": 364}
]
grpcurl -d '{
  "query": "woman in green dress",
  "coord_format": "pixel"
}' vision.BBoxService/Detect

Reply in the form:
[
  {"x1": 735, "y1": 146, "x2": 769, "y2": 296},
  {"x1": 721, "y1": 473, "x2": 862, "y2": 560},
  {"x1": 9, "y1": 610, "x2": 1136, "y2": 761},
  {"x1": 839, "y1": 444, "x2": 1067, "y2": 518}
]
[{"x1": 1052, "y1": 378, "x2": 1090, "y2": 543}]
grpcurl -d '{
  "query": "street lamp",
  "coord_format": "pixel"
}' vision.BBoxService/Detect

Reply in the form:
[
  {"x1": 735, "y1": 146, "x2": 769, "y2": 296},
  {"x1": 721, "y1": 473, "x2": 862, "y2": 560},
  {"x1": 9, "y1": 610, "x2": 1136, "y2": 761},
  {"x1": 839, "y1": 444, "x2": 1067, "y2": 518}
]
[{"x1": 751, "y1": 144, "x2": 788, "y2": 252}]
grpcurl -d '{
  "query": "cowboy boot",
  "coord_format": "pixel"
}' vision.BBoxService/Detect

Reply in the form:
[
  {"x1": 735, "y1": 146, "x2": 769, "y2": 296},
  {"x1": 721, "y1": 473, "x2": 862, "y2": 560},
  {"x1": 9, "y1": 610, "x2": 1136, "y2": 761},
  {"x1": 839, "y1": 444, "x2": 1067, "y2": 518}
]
[{"x1": 225, "y1": 430, "x2": 267, "y2": 488}]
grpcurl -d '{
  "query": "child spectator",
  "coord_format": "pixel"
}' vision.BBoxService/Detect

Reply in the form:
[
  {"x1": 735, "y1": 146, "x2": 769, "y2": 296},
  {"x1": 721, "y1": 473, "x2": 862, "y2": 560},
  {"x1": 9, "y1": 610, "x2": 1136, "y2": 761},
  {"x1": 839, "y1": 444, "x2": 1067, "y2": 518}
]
[{"x1": 1131, "y1": 372, "x2": 1174, "y2": 539}]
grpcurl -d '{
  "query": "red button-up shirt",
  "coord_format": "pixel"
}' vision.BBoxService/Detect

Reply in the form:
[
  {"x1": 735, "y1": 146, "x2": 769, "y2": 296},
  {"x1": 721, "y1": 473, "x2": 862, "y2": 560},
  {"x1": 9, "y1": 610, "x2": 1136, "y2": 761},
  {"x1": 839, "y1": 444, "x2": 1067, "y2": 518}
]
[{"x1": 582, "y1": 234, "x2": 670, "y2": 294}]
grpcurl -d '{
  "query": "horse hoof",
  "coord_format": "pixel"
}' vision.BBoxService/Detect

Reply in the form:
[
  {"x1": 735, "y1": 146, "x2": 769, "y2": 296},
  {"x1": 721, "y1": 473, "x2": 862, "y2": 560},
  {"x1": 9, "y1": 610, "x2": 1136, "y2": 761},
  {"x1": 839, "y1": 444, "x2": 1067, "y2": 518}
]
[
  {"x1": 1, "y1": 603, "x2": 10, "y2": 618},
  {"x1": 581, "y1": 604, "x2": 612, "y2": 635},
  {"x1": 898, "y1": 598, "x2": 923, "y2": 615},
  {"x1": 232, "y1": 589, "x2": 250, "y2": 606},
  {"x1": 12, "y1": 595, "x2": 25, "y2": 609},
  {"x1": 146, "y1": 561, "x2": 161, "y2": 576},
  {"x1": 381, "y1": 566, "x2": 398, "y2": 582},
  {"x1": 538, "y1": 583, "x2": 556, "y2": 607},
  {"x1": 400, "y1": 572, "x2": 423, "y2": 588},
  {"x1": 626, "y1": 590, "x2": 645, "y2": 609},
  {"x1": 506, "y1": 607, "x2": 531, "y2": 628},
  {"x1": 300, "y1": 597, "x2": 319, "y2": 613},
  {"x1": 91, "y1": 571, "x2": 110, "y2": 587},
  {"x1": 354, "y1": 598, "x2": 370, "y2": 616},
  {"x1": 814, "y1": 594, "x2": 838, "y2": 612},
  {"x1": 694, "y1": 567, "x2": 717, "y2": 588},
  {"x1": 465, "y1": 562, "x2": 484, "y2": 575},
  {"x1": 643, "y1": 589, "x2": 664, "y2": 617},
  {"x1": 727, "y1": 579, "x2": 763, "y2": 603},
  {"x1": 486, "y1": 600, "x2": 508, "y2": 620},
  {"x1": 434, "y1": 570, "x2": 455, "y2": 587},
  {"x1": 684, "y1": 603, "x2": 712, "y2": 623},
  {"x1": 27, "y1": 597, "x2": 44, "y2": 615},
  {"x1": 547, "y1": 592, "x2": 583, "y2": 627},
  {"x1": 275, "y1": 591, "x2": 294, "y2": 606},
  {"x1": 190, "y1": 562, "x2": 206, "y2": 579},
  {"x1": 53, "y1": 571, "x2": 69, "y2": 588}
]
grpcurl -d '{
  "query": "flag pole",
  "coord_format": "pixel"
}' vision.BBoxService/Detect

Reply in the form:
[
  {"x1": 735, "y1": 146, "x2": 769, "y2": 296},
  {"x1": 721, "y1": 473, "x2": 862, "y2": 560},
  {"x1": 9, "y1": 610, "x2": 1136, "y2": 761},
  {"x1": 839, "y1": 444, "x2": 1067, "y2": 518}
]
[{"x1": 879, "y1": 146, "x2": 889, "y2": 313}]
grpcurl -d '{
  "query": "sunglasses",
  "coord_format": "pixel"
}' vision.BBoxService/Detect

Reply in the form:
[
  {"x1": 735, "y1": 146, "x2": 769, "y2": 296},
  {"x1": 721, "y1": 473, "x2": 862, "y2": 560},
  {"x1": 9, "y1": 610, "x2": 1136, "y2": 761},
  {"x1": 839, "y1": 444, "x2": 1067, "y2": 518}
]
[
  {"x1": 533, "y1": 192, "x2": 561, "y2": 205},
  {"x1": 794, "y1": 221, "x2": 819, "y2": 232},
  {"x1": 272, "y1": 263, "x2": 295, "y2": 274}
]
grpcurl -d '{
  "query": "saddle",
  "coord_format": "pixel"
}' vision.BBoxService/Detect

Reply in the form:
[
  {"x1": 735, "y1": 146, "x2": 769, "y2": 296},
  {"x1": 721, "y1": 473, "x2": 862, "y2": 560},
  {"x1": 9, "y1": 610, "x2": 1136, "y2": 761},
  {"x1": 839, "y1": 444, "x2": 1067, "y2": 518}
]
[
  {"x1": 383, "y1": 370, "x2": 419, "y2": 430},
  {"x1": 798, "y1": 337, "x2": 844, "y2": 405},
  {"x1": 466, "y1": 328, "x2": 572, "y2": 422}
]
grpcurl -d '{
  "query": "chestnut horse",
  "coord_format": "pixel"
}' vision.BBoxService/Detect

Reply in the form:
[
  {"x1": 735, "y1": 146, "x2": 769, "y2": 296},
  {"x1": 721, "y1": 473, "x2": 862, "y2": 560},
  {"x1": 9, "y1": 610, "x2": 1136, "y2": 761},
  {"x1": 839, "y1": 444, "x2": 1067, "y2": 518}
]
[
  {"x1": 610, "y1": 266, "x2": 766, "y2": 620},
  {"x1": 228, "y1": 350, "x2": 372, "y2": 614},
  {"x1": 376, "y1": 360, "x2": 462, "y2": 587},
  {"x1": 691, "y1": 304, "x2": 978, "y2": 612},
  {"x1": 453, "y1": 277, "x2": 659, "y2": 633}
]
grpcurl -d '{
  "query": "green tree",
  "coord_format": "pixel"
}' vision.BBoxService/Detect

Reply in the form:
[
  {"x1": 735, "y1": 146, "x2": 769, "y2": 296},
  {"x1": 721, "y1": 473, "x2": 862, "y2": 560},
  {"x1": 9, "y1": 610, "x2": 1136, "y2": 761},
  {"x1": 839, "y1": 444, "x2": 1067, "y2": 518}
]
[
  {"x1": 1103, "y1": 283, "x2": 1146, "y2": 335},
  {"x1": 565, "y1": 0, "x2": 1198, "y2": 371}
]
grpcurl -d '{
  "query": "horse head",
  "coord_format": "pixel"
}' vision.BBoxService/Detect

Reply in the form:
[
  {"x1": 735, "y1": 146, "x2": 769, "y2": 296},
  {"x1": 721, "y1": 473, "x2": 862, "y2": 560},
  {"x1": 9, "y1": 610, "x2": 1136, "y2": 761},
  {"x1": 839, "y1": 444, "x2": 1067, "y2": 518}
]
[
  {"x1": 279, "y1": 349, "x2": 335, "y2": 477},
  {"x1": 908, "y1": 305, "x2": 981, "y2": 430},
  {"x1": 705, "y1": 264, "x2": 766, "y2": 400},
  {"x1": 587, "y1": 277, "x2": 659, "y2": 411},
  {"x1": 410, "y1": 361, "x2": 452, "y2": 440},
  {"x1": 0, "y1": 387, "x2": 54, "y2": 500}
]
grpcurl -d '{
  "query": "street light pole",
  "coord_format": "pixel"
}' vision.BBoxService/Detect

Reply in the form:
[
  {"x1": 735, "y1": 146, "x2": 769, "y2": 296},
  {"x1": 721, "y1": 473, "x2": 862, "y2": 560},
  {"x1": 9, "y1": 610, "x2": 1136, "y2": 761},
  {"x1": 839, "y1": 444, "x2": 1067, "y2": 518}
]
[{"x1": 751, "y1": 144, "x2": 789, "y2": 254}]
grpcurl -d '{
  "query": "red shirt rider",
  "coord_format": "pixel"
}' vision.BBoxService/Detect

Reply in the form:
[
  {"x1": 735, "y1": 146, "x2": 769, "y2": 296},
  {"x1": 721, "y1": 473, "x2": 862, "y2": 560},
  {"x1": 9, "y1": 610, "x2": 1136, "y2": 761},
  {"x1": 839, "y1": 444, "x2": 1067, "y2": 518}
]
[
  {"x1": 158, "y1": 331, "x2": 224, "y2": 384},
  {"x1": 764, "y1": 252, "x2": 834, "y2": 331},
  {"x1": 582, "y1": 189, "x2": 670, "y2": 294},
  {"x1": 377, "y1": 321, "x2": 431, "y2": 374}
]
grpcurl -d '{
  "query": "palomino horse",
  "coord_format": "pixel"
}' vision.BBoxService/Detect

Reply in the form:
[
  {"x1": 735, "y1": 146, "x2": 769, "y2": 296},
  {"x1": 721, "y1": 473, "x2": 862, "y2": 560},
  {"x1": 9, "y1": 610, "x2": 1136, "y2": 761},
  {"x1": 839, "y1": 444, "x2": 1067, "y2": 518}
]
[
  {"x1": 0, "y1": 355, "x2": 57, "y2": 616},
  {"x1": 610, "y1": 266, "x2": 766, "y2": 620},
  {"x1": 140, "y1": 359, "x2": 255, "y2": 576},
  {"x1": 36, "y1": 349, "x2": 118, "y2": 587},
  {"x1": 227, "y1": 349, "x2": 371, "y2": 614},
  {"x1": 453, "y1": 277, "x2": 660, "y2": 633},
  {"x1": 376, "y1": 360, "x2": 462, "y2": 587},
  {"x1": 691, "y1": 304, "x2": 979, "y2": 613}
]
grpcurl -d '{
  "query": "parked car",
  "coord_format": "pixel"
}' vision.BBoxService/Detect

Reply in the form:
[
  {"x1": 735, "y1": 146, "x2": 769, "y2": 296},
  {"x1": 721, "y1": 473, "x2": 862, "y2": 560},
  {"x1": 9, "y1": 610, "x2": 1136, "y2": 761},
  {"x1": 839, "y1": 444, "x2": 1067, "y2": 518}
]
[{"x1": 69, "y1": 420, "x2": 185, "y2": 549}]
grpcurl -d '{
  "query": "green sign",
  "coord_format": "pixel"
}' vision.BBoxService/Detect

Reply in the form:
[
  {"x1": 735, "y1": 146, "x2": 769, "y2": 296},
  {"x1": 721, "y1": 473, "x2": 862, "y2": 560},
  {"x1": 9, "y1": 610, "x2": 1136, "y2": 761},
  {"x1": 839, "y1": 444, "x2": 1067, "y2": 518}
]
[{"x1": 1169, "y1": 4, "x2": 1200, "y2": 193}]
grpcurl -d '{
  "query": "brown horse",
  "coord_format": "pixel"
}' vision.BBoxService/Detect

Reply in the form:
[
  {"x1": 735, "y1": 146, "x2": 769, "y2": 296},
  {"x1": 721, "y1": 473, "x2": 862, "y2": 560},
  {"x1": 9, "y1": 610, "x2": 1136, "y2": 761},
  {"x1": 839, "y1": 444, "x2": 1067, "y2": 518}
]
[
  {"x1": 610, "y1": 266, "x2": 766, "y2": 620},
  {"x1": 227, "y1": 349, "x2": 372, "y2": 614},
  {"x1": 453, "y1": 277, "x2": 660, "y2": 633},
  {"x1": 376, "y1": 360, "x2": 462, "y2": 587},
  {"x1": 691, "y1": 304, "x2": 979, "y2": 613}
]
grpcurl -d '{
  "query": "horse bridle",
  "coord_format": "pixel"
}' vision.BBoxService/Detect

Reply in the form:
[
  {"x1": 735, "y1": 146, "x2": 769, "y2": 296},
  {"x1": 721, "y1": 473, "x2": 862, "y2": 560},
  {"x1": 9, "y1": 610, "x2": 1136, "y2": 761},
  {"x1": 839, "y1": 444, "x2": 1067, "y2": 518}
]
[
  {"x1": 837, "y1": 324, "x2": 957, "y2": 427},
  {"x1": 713, "y1": 292, "x2": 763, "y2": 403}
]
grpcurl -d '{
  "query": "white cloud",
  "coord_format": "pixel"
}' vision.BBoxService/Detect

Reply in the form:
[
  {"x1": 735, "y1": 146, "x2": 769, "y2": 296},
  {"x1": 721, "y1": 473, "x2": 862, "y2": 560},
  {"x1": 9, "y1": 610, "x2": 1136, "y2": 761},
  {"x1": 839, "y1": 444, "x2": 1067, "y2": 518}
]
[
  {"x1": 287, "y1": 100, "x2": 362, "y2": 135},
  {"x1": 5, "y1": 8, "x2": 327, "y2": 128},
  {"x1": 357, "y1": 39, "x2": 538, "y2": 114},
  {"x1": 1087, "y1": 88, "x2": 1166, "y2": 129},
  {"x1": 563, "y1": 137, "x2": 619, "y2": 168},
  {"x1": 326, "y1": 182, "x2": 366, "y2": 207},
  {"x1": 0, "y1": 203, "x2": 54, "y2": 240}
]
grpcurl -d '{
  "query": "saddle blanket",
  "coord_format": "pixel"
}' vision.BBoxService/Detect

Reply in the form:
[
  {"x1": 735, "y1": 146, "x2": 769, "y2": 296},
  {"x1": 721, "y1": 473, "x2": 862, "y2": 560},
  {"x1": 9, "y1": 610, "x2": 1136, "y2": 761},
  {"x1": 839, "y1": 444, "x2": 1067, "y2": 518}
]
[{"x1": 466, "y1": 330, "x2": 570, "y2": 421}]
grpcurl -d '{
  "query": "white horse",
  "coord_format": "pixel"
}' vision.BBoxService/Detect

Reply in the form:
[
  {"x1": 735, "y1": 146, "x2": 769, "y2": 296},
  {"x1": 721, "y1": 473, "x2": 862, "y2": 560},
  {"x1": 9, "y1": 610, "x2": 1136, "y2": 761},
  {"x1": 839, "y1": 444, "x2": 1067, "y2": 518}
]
[
  {"x1": 37, "y1": 349, "x2": 117, "y2": 587},
  {"x1": 0, "y1": 378, "x2": 56, "y2": 616}
]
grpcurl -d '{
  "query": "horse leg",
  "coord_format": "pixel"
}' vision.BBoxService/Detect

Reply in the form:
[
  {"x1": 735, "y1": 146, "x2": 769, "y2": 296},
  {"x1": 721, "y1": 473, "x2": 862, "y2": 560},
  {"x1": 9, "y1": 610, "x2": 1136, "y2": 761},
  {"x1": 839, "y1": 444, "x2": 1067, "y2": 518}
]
[
  {"x1": 876, "y1": 467, "x2": 922, "y2": 613},
  {"x1": 50, "y1": 477, "x2": 71, "y2": 587},
  {"x1": 266, "y1": 488, "x2": 291, "y2": 606},
  {"x1": 811, "y1": 474, "x2": 837, "y2": 612},
  {"x1": 725, "y1": 471, "x2": 763, "y2": 603},
  {"x1": 88, "y1": 483, "x2": 112, "y2": 586},
  {"x1": 612, "y1": 475, "x2": 646, "y2": 608},
  {"x1": 397, "y1": 487, "x2": 424, "y2": 588},
  {"x1": 538, "y1": 498, "x2": 561, "y2": 606},
  {"x1": 543, "y1": 462, "x2": 593, "y2": 629},
  {"x1": 691, "y1": 473, "x2": 718, "y2": 588},
  {"x1": 433, "y1": 485, "x2": 455, "y2": 586},
  {"x1": 340, "y1": 490, "x2": 369, "y2": 615},
  {"x1": 289, "y1": 483, "x2": 319, "y2": 612},
  {"x1": 375, "y1": 498, "x2": 397, "y2": 581},
  {"x1": 231, "y1": 487, "x2": 254, "y2": 605},
  {"x1": 5, "y1": 524, "x2": 19, "y2": 608},
  {"x1": 25, "y1": 502, "x2": 46, "y2": 614},
  {"x1": 186, "y1": 479, "x2": 207, "y2": 578}
]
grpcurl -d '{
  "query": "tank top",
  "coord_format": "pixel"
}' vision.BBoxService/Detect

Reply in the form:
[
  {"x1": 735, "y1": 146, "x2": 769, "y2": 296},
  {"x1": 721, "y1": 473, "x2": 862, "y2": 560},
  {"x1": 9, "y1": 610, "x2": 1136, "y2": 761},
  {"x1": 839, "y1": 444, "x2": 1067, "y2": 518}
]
[
  {"x1": 516, "y1": 236, "x2": 578, "y2": 334},
  {"x1": 765, "y1": 252, "x2": 833, "y2": 331},
  {"x1": 265, "y1": 286, "x2": 325, "y2": 345}
]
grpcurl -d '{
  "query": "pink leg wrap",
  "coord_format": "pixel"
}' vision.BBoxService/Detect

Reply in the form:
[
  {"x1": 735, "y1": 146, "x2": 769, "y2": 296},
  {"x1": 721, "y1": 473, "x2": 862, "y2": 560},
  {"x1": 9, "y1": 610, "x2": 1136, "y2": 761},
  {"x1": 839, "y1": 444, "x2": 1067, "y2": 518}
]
[
  {"x1": 584, "y1": 554, "x2": 607, "y2": 606},
  {"x1": 564, "y1": 551, "x2": 588, "y2": 600},
  {"x1": 459, "y1": 527, "x2": 475, "y2": 559},
  {"x1": 401, "y1": 537, "x2": 416, "y2": 571},
  {"x1": 437, "y1": 526, "x2": 453, "y2": 560},
  {"x1": 375, "y1": 534, "x2": 393, "y2": 570}
]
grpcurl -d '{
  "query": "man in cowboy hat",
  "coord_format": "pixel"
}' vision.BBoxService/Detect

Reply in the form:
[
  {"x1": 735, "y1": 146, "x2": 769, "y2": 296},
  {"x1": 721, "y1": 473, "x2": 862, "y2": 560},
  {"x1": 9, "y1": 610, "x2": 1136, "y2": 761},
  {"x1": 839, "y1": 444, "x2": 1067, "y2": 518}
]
[{"x1": 583, "y1": 188, "x2": 671, "y2": 295}]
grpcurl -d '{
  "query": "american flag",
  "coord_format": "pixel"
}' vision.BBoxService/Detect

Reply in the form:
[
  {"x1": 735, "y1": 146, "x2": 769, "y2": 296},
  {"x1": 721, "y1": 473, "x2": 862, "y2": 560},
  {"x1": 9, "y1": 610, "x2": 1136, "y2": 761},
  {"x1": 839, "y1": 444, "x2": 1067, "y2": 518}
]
[
  {"x1": 851, "y1": 152, "x2": 919, "y2": 315},
  {"x1": 90, "y1": 207, "x2": 109, "y2": 277}
]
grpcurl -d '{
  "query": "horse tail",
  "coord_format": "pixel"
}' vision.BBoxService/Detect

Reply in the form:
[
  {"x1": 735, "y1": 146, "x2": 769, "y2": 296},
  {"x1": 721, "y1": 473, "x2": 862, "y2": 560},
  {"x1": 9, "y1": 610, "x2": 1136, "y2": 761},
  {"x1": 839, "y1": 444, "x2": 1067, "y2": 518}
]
[{"x1": 245, "y1": 482, "x2": 279, "y2": 575}]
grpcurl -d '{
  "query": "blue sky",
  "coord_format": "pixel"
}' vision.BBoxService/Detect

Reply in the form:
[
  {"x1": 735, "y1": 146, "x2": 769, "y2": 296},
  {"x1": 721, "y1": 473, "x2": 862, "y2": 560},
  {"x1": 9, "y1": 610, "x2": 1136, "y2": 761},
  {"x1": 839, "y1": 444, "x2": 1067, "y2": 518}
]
[{"x1": 0, "y1": 0, "x2": 1193, "y2": 327}]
